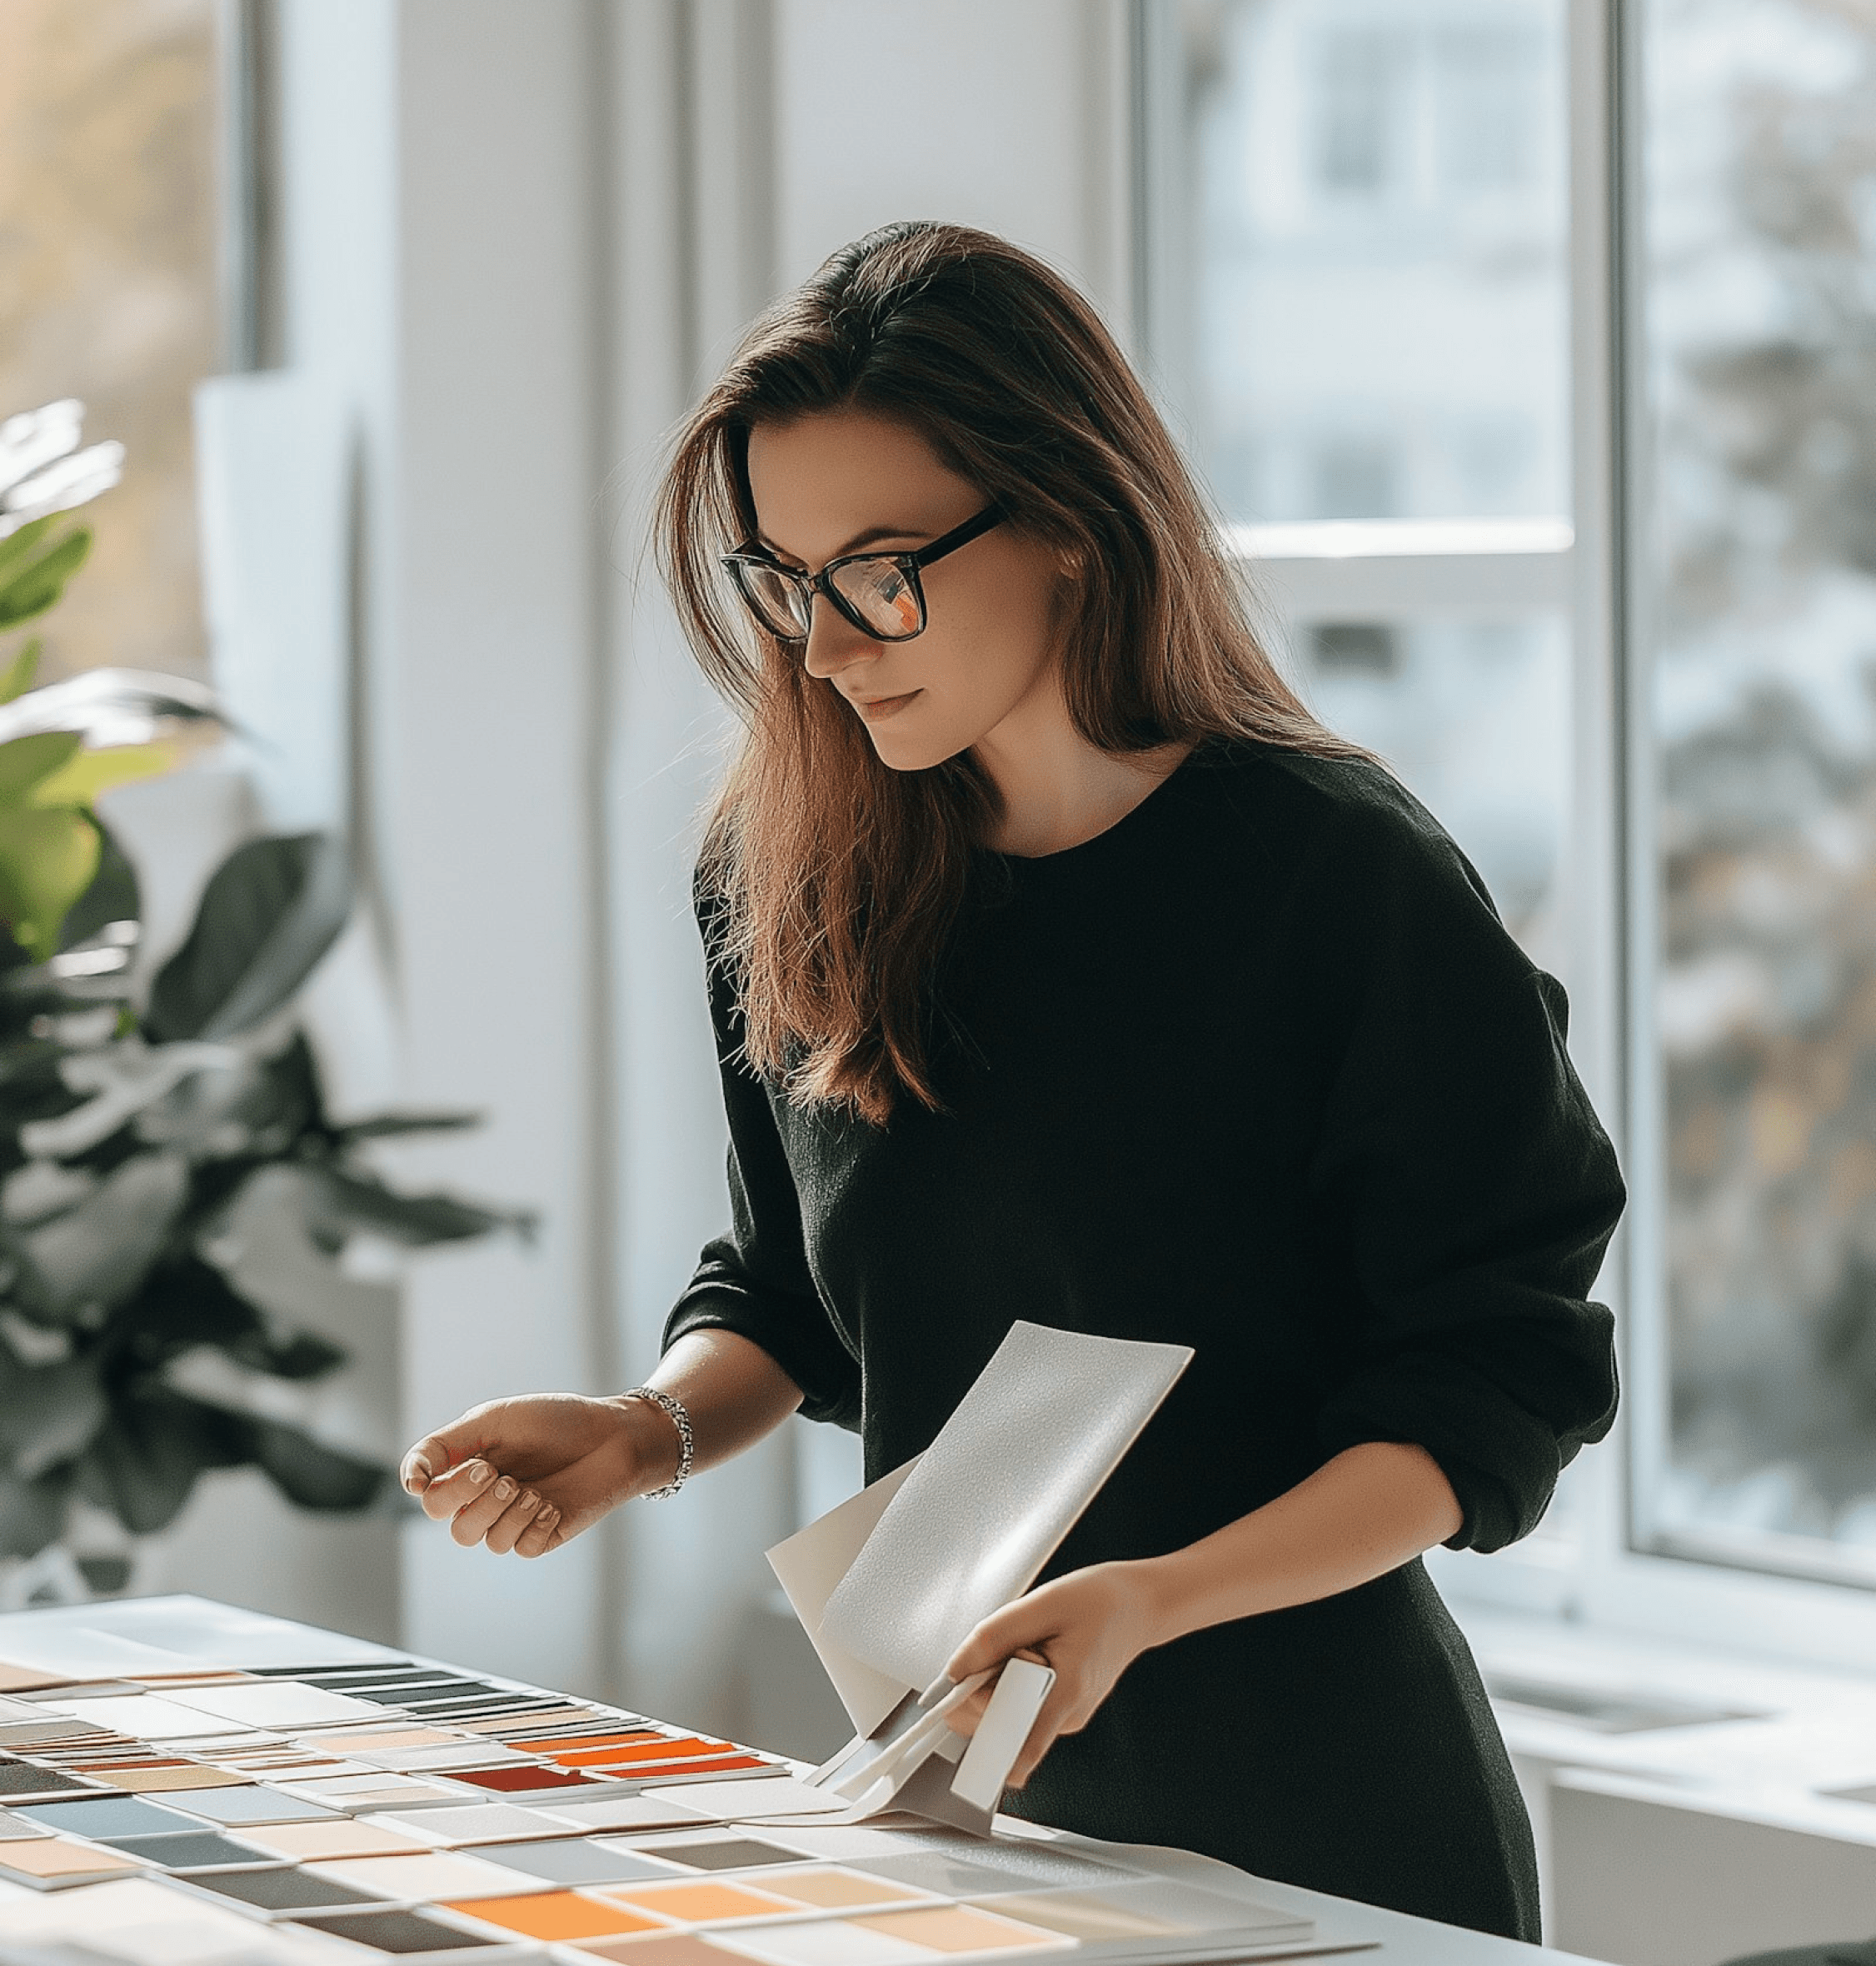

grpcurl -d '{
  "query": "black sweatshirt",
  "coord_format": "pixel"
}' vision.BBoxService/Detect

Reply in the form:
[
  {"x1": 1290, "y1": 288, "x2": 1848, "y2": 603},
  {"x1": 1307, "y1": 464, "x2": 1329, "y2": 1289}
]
[{"x1": 665, "y1": 736, "x2": 1625, "y2": 1943}]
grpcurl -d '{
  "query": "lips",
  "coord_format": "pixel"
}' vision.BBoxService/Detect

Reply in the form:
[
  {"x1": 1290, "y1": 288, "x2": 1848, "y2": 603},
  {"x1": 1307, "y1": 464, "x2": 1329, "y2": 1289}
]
[{"x1": 852, "y1": 689, "x2": 921, "y2": 721}]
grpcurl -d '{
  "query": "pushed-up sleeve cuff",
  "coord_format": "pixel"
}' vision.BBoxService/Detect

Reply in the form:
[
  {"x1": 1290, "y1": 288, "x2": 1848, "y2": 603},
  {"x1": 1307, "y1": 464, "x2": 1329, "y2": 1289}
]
[
  {"x1": 1307, "y1": 790, "x2": 1625, "y2": 1552},
  {"x1": 666, "y1": 1239, "x2": 861, "y2": 1431}
]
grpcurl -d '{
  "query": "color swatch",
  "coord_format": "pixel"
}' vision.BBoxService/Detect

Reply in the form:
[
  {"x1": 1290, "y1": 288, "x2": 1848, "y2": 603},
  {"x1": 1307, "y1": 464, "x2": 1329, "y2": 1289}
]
[{"x1": 0, "y1": 1623, "x2": 1335, "y2": 1966}]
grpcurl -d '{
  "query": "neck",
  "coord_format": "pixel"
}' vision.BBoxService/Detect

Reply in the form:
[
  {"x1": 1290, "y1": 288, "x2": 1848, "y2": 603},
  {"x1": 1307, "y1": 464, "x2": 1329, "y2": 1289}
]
[{"x1": 972, "y1": 685, "x2": 1193, "y2": 857}]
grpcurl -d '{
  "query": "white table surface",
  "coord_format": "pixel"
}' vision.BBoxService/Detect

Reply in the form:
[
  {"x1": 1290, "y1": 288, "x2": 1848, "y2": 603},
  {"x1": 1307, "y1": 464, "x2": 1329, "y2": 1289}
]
[{"x1": 0, "y1": 1595, "x2": 1615, "y2": 1965}]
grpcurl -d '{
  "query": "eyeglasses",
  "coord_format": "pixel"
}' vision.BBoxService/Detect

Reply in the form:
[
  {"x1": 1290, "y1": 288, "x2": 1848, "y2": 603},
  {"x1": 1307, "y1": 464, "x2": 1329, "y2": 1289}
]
[{"x1": 721, "y1": 504, "x2": 1005, "y2": 645}]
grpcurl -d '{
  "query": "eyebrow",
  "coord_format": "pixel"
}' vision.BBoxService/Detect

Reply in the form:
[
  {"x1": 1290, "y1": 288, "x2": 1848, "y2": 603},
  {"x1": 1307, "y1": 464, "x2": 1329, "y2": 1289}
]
[{"x1": 753, "y1": 522, "x2": 931, "y2": 565}]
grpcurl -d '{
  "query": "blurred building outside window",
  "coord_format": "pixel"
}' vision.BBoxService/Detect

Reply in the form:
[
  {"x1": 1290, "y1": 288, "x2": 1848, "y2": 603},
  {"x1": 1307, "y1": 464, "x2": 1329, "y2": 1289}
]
[
  {"x1": 0, "y1": 0, "x2": 223, "y2": 685},
  {"x1": 1161, "y1": 0, "x2": 1581, "y2": 1536},
  {"x1": 1631, "y1": 0, "x2": 1876, "y2": 1586},
  {"x1": 1161, "y1": 0, "x2": 1876, "y2": 1609}
]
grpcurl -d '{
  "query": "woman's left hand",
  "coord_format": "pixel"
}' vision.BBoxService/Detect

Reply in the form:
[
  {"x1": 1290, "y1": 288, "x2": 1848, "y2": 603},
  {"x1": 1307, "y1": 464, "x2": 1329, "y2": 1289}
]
[{"x1": 940, "y1": 1560, "x2": 1163, "y2": 1788}]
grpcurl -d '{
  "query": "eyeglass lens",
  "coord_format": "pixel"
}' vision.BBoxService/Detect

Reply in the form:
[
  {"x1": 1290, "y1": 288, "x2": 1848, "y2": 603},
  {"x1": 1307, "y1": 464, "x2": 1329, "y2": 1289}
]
[
  {"x1": 831, "y1": 559, "x2": 922, "y2": 638},
  {"x1": 737, "y1": 561, "x2": 812, "y2": 639},
  {"x1": 736, "y1": 556, "x2": 925, "y2": 641}
]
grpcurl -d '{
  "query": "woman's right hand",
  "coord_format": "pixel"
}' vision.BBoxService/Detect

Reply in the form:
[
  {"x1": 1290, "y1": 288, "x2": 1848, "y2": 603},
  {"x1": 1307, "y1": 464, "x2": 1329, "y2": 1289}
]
[{"x1": 400, "y1": 1392, "x2": 677, "y2": 1559}]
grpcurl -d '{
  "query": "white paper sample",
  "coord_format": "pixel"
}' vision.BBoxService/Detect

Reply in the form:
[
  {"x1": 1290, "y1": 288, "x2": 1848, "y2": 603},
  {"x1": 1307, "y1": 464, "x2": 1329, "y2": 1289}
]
[
  {"x1": 38, "y1": 1694, "x2": 232, "y2": 1739},
  {"x1": 163, "y1": 1681, "x2": 382, "y2": 1727},
  {"x1": 951, "y1": 1658, "x2": 1055, "y2": 1814},
  {"x1": 766, "y1": 1455, "x2": 921, "y2": 1735},
  {"x1": 820, "y1": 1323, "x2": 1191, "y2": 1689}
]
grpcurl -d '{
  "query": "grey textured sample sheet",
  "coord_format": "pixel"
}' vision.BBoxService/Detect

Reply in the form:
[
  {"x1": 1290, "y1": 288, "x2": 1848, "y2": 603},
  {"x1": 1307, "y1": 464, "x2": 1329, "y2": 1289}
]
[
  {"x1": 820, "y1": 1321, "x2": 1192, "y2": 1690},
  {"x1": 766, "y1": 1456, "x2": 921, "y2": 1736}
]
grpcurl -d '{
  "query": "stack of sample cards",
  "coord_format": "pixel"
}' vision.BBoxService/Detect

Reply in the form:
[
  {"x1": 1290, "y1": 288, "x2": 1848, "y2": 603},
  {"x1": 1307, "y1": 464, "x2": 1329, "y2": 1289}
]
[{"x1": 0, "y1": 1636, "x2": 1357, "y2": 1966}]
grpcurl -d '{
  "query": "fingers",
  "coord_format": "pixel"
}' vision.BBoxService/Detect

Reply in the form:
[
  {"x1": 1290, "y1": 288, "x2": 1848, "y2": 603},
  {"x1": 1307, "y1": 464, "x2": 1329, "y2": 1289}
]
[
  {"x1": 415, "y1": 1454, "x2": 566, "y2": 1558},
  {"x1": 940, "y1": 1681, "x2": 996, "y2": 1738},
  {"x1": 416, "y1": 1455, "x2": 495, "y2": 1523},
  {"x1": 515, "y1": 1502, "x2": 561, "y2": 1559},
  {"x1": 449, "y1": 1471, "x2": 544, "y2": 1550},
  {"x1": 483, "y1": 1482, "x2": 550, "y2": 1555},
  {"x1": 400, "y1": 1415, "x2": 490, "y2": 1496},
  {"x1": 1009, "y1": 1677, "x2": 1080, "y2": 1789}
]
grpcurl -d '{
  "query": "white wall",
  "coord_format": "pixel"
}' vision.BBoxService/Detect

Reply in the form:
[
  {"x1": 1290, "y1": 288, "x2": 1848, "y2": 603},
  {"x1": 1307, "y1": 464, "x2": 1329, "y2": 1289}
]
[
  {"x1": 387, "y1": 0, "x2": 615, "y2": 1695},
  {"x1": 775, "y1": 0, "x2": 1135, "y2": 321}
]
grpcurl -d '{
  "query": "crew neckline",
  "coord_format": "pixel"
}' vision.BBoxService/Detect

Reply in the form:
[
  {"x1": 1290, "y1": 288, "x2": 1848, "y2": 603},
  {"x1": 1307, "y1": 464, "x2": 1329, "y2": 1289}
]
[{"x1": 982, "y1": 738, "x2": 1212, "y2": 869}]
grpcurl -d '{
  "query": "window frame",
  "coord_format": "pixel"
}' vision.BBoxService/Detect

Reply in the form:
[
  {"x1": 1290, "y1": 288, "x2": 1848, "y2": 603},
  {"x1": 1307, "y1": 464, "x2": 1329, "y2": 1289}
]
[{"x1": 1137, "y1": 0, "x2": 1876, "y2": 1669}]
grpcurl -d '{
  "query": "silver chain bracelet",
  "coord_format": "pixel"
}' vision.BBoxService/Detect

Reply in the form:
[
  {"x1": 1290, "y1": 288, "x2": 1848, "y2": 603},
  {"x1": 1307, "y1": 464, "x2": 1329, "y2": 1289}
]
[{"x1": 622, "y1": 1386, "x2": 695, "y2": 1500}]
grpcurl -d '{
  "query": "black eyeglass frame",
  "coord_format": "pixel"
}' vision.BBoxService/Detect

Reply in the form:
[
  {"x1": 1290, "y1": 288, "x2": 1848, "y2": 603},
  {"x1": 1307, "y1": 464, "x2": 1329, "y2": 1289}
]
[{"x1": 721, "y1": 502, "x2": 1005, "y2": 644}]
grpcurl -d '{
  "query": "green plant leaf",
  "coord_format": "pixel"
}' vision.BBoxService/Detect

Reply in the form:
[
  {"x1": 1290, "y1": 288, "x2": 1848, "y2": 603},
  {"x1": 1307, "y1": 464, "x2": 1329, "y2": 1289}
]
[
  {"x1": 0, "y1": 518, "x2": 54, "y2": 590},
  {"x1": 0, "y1": 1465, "x2": 71, "y2": 1558},
  {"x1": 252, "y1": 1331, "x2": 349, "y2": 1381},
  {"x1": 6, "y1": 1150, "x2": 189, "y2": 1325},
  {"x1": 74, "y1": 1554, "x2": 131, "y2": 1594},
  {"x1": 0, "y1": 731, "x2": 82, "y2": 804},
  {"x1": 32, "y1": 741, "x2": 177, "y2": 809},
  {"x1": 76, "y1": 1385, "x2": 252, "y2": 1535},
  {"x1": 310, "y1": 1165, "x2": 537, "y2": 1247},
  {"x1": 0, "y1": 526, "x2": 91, "y2": 631},
  {"x1": 17, "y1": 1040, "x2": 236, "y2": 1162},
  {"x1": 0, "y1": 1354, "x2": 105, "y2": 1479},
  {"x1": 145, "y1": 834, "x2": 352, "y2": 1044},
  {"x1": 57, "y1": 821, "x2": 140, "y2": 954},
  {"x1": 109, "y1": 1256, "x2": 267, "y2": 1370},
  {"x1": 247, "y1": 1416, "x2": 385, "y2": 1512},
  {"x1": 335, "y1": 1110, "x2": 481, "y2": 1143},
  {"x1": 0, "y1": 669, "x2": 222, "y2": 748},
  {"x1": 0, "y1": 639, "x2": 41, "y2": 704},
  {"x1": 0, "y1": 802, "x2": 99, "y2": 961},
  {"x1": 133, "y1": 1034, "x2": 323, "y2": 1165}
]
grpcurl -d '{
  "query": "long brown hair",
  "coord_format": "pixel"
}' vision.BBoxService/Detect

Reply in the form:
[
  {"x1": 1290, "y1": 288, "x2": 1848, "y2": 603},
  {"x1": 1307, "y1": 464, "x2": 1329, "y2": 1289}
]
[{"x1": 656, "y1": 220, "x2": 1375, "y2": 1125}]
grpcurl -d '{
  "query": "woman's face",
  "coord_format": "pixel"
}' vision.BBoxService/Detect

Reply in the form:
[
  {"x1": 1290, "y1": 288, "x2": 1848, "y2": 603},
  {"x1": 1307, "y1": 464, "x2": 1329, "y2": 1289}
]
[{"x1": 743, "y1": 409, "x2": 1065, "y2": 772}]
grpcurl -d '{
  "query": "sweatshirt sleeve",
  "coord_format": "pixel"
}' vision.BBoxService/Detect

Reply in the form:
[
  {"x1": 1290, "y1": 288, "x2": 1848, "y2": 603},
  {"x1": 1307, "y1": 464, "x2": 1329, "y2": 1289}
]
[
  {"x1": 1305, "y1": 777, "x2": 1625, "y2": 1552},
  {"x1": 661, "y1": 892, "x2": 863, "y2": 1430}
]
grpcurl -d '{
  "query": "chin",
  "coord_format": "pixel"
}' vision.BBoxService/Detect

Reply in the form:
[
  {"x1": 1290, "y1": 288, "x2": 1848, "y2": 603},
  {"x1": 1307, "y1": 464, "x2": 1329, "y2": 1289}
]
[{"x1": 863, "y1": 716, "x2": 973, "y2": 774}]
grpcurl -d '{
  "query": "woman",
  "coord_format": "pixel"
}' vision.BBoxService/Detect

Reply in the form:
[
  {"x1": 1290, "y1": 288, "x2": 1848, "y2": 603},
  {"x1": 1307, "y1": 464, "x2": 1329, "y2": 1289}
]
[{"x1": 402, "y1": 221, "x2": 1624, "y2": 1943}]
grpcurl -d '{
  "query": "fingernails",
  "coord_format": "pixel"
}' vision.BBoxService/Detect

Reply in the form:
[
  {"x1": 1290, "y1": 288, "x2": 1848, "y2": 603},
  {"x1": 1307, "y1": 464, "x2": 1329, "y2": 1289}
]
[
  {"x1": 467, "y1": 1461, "x2": 491, "y2": 1486},
  {"x1": 518, "y1": 1490, "x2": 536, "y2": 1511},
  {"x1": 537, "y1": 1506, "x2": 559, "y2": 1527},
  {"x1": 493, "y1": 1477, "x2": 516, "y2": 1501}
]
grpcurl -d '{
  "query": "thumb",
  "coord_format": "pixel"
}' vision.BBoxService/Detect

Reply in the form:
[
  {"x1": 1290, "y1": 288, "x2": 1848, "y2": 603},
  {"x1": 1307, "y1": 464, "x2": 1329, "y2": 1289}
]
[
  {"x1": 945, "y1": 1596, "x2": 1060, "y2": 1684},
  {"x1": 401, "y1": 1410, "x2": 496, "y2": 1494}
]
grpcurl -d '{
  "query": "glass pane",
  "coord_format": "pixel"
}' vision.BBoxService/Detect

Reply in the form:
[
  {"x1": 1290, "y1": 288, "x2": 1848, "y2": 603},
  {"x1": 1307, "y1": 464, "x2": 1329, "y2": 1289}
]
[
  {"x1": 1291, "y1": 614, "x2": 1573, "y2": 969},
  {"x1": 1180, "y1": 0, "x2": 1569, "y2": 522},
  {"x1": 1640, "y1": 0, "x2": 1876, "y2": 1569},
  {"x1": 0, "y1": 0, "x2": 221, "y2": 679}
]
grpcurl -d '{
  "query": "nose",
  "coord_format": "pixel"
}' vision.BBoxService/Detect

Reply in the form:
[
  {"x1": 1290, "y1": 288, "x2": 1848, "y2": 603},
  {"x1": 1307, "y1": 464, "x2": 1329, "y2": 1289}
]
[{"x1": 800, "y1": 594, "x2": 881, "y2": 682}]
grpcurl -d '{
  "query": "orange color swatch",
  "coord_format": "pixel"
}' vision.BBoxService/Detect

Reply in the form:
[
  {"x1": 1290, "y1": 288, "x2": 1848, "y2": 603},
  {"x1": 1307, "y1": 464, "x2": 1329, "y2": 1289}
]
[
  {"x1": 601, "y1": 1881, "x2": 798, "y2": 1924},
  {"x1": 446, "y1": 1892, "x2": 666, "y2": 1940},
  {"x1": 633, "y1": 1754, "x2": 766, "y2": 1776},
  {"x1": 548, "y1": 1736, "x2": 729, "y2": 1768}
]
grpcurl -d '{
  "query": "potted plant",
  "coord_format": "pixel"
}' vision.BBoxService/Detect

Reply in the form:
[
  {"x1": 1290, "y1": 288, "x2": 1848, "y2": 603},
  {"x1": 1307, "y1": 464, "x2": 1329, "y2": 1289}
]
[{"x1": 0, "y1": 402, "x2": 528, "y2": 1600}]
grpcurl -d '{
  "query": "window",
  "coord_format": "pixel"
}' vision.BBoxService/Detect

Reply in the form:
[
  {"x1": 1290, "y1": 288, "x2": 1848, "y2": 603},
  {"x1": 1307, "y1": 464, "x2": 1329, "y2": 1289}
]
[
  {"x1": 1315, "y1": 27, "x2": 1400, "y2": 194},
  {"x1": 1155, "y1": 0, "x2": 1876, "y2": 1640},
  {"x1": 1163, "y1": 0, "x2": 1573, "y2": 981},
  {"x1": 0, "y1": 0, "x2": 223, "y2": 681},
  {"x1": 1630, "y1": 0, "x2": 1876, "y2": 1586}
]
